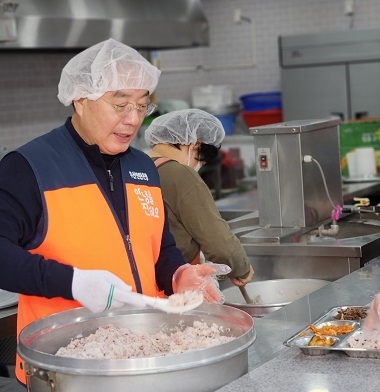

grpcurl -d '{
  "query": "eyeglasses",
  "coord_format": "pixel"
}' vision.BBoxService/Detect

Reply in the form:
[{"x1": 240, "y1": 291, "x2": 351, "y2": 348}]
[{"x1": 101, "y1": 98, "x2": 157, "y2": 118}]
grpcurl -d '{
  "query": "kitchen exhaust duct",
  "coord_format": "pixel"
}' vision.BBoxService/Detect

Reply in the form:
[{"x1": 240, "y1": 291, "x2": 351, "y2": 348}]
[{"x1": 0, "y1": 0, "x2": 209, "y2": 50}]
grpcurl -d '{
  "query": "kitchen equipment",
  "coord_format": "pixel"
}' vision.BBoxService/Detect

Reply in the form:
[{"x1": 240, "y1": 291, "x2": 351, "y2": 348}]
[
  {"x1": 0, "y1": 289, "x2": 18, "y2": 310},
  {"x1": 0, "y1": 0, "x2": 209, "y2": 50},
  {"x1": 138, "y1": 291, "x2": 203, "y2": 314},
  {"x1": 216, "y1": 118, "x2": 380, "y2": 284},
  {"x1": 18, "y1": 303, "x2": 255, "y2": 392},
  {"x1": 239, "y1": 286, "x2": 254, "y2": 304},
  {"x1": 342, "y1": 205, "x2": 380, "y2": 214},
  {"x1": 280, "y1": 29, "x2": 380, "y2": 121},
  {"x1": 222, "y1": 279, "x2": 330, "y2": 317},
  {"x1": 252, "y1": 118, "x2": 342, "y2": 229}
]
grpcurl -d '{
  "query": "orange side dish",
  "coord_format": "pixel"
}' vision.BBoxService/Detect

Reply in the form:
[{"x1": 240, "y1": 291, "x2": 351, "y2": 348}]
[{"x1": 309, "y1": 323, "x2": 355, "y2": 336}]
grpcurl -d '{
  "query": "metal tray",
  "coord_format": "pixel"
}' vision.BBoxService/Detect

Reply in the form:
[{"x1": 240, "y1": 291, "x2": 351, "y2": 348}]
[{"x1": 283, "y1": 305, "x2": 380, "y2": 359}]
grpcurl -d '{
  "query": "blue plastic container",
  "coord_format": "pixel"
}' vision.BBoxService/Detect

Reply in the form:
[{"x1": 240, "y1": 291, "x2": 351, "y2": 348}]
[
  {"x1": 215, "y1": 114, "x2": 236, "y2": 135},
  {"x1": 240, "y1": 91, "x2": 282, "y2": 112}
]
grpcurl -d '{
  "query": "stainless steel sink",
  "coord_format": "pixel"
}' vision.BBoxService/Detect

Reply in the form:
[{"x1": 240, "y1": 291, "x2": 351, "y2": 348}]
[
  {"x1": 220, "y1": 211, "x2": 380, "y2": 243},
  {"x1": 336, "y1": 217, "x2": 380, "y2": 238},
  {"x1": 295, "y1": 214, "x2": 380, "y2": 243},
  {"x1": 230, "y1": 212, "x2": 380, "y2": 283},
  {"x1": 219, "y1": 210, "x2": 255, "y2": 221},
  {"x1": 220, "y1": 211, "x2": 261, "y2": 239}
]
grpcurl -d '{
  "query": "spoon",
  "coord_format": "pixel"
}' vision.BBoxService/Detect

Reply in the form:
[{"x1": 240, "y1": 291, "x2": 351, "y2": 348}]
[
  {"x1": 239, "y1": 286, "x2": 254, "y2": 304},
  {"x1": 138, "y1": 291, "x2": 204, "y2": 314}
]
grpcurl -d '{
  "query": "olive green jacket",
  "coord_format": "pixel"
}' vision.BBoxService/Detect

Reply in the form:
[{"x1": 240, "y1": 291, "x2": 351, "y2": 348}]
[{"x1": 153, "y1": 158, "x2": 250, "y2": 279}]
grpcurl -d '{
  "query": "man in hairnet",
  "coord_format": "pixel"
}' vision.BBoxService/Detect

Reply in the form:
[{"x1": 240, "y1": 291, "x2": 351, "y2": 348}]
[
  {"x1": 0, "y1": 39, "x2": 227, "y2": 387},
  {"x1": 145, "y1": 109, "x2": 254, "y2": 286}
]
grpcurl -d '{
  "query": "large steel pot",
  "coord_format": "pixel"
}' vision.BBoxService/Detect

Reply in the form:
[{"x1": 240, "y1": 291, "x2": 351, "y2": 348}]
[
  {"x1": 222, "y1": 278, "x2": 330, "y2": 317},
  {"x1": 18, "y1": 303, "x2": 255, "y2": 392}
]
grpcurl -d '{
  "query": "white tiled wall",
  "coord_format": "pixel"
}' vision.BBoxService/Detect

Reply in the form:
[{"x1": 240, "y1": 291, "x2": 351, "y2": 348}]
[
  {"x1": 156, "y1": 0, "x2": 380, "y2": 103},
  {"x1": 0, "y1": 0, "x2": 380, "y2": 150},
  {"x1": 0, "y1": 51, "x2": 74, "y2": 149}
]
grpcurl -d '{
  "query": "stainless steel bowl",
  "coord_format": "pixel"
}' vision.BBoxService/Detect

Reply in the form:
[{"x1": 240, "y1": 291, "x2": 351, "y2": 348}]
[
  {"x1": 222, "y1": 278, "x2": 330, "y2": 317},
  {"x1": 18, "y1": 303, "x2": 255, "y2": 392}
]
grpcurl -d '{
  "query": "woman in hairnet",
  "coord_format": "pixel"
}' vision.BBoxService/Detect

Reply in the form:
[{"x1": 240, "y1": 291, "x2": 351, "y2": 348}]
[
  {"x1": 145, "y1": 109, "x2": 254, "y2": 287},
  {"x1": 0, "y1": 40, "x2": 228, "y2": 387}
]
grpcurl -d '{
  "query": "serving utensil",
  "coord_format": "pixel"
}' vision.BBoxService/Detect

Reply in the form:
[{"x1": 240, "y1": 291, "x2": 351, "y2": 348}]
[
  {"x1": 138, "y1": 291, "x2": 204, "y2": 314},
  {"x1": 239, "y1": 286, "x2": 254, "y2": 304}
]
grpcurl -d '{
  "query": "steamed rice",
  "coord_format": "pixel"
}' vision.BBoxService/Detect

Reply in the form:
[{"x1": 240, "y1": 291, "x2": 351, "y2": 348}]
[
  {"x1": 347, "y1": 330, "x2": 380, "y2": 349},
  {"x1": 55, "y1": 321, "x2": 234, "y2": 359}
]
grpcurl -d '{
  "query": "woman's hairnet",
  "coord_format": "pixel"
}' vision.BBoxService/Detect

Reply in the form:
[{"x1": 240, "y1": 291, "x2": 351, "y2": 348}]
[
  {"x1": 57, "y1": 38, "x2": 161, "y2": 106},
  {"x1": 145, "y1": 109, "x2": 225, "y2": 148}
]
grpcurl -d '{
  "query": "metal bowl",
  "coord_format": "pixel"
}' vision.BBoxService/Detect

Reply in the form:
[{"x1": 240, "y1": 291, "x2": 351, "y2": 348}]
[
  {"x1": 18, "y1": 303, "x2": 255, "y2": 392},
  {"x1": 222, "y1": 278, "x2": 330, "y2": 317}
]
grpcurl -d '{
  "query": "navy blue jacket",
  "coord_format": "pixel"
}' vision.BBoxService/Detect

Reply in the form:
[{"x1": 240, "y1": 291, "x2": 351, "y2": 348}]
[{"x1": 0, "y1": 118, "x2": 185, "y2": 299}]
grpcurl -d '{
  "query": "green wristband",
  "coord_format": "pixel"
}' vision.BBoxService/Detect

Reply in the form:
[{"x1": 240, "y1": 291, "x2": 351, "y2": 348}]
[{"x1": 105, "y1": 284, "x2": 115, "y2": 310}]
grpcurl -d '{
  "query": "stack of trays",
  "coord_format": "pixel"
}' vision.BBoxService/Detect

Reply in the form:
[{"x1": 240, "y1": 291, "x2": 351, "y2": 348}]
[
  {"x1": 284, "y1": 306, "x2": 380, "y2": 359},
  {"x1": 240, "y1": 91, "x2": 283, "y2": 127}
]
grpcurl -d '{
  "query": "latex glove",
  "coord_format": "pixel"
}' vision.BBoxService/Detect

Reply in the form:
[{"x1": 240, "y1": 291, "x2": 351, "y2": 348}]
[
  {"x1": 72, "y1": 268, "x2": 146, "y2": 313},
  {"x1": 172, "y1": 262, "x2": 231, "y2": 304},
  {"x1": 230, "y1": 265, "x2": 255, "y2": 287},
  {"x1": 362, "y1": 293, "x2": 380, "y2": 331}
]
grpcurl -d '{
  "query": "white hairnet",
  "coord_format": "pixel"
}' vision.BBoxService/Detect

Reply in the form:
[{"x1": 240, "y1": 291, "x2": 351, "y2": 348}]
[
  {"x1": 57, "y1": 38, "x2": 161, "y2": 106},
  {"x1": 145, "y1": 109, "x2": 225, "y2": 148}
]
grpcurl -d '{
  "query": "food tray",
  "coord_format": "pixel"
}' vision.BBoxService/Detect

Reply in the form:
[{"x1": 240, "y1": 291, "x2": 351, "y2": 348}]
[{"x1": 283, "y1": 305, "x2": 380, "y2": 359}]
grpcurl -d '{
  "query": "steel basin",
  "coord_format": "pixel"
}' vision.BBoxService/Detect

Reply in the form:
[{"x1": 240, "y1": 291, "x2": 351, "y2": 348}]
[
  {"x1": 219, "y1": 211, "x2": 261, "y2": 239},
  {"x1": 18, "y1": 303, "x2": 255, "y2": 392},
  {"x1": 332, "y1": 218, "x2": 380, "y2": 239},
  {"x1": 219, "y1": 210, "x2": 255, "y2": 221},
  {"x1": 222, "y1": 279, "x2": 330, "y2": 317}
]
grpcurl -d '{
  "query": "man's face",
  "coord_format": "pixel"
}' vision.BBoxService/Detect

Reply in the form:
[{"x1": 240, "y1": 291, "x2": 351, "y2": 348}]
[{"x1": 73, "y1": 89, "x2": 150, "y2": 154}]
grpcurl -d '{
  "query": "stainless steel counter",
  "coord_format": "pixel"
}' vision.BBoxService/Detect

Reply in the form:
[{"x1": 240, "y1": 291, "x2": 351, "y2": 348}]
[
  {"x1": 217, "y1": 256, "x2": 380, "y2": 392},
  {"x1": 1, "y1": 260, "x2": 380, "y2": 391},
  {"x1": 217, "y1": 181, "x2": 380, "y2": 282},
  {"x1": 216, "y1": 179, "x2": 380, "y2": 213}
]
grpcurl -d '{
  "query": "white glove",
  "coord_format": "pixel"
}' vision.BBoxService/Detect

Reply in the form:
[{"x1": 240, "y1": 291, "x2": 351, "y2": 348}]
[
  {"x1": 362, "y1": 293, "x2": 380, "y2": 331},
  {"x1": 72, "y1": 268, "x2": 146, "y2": 313}
]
